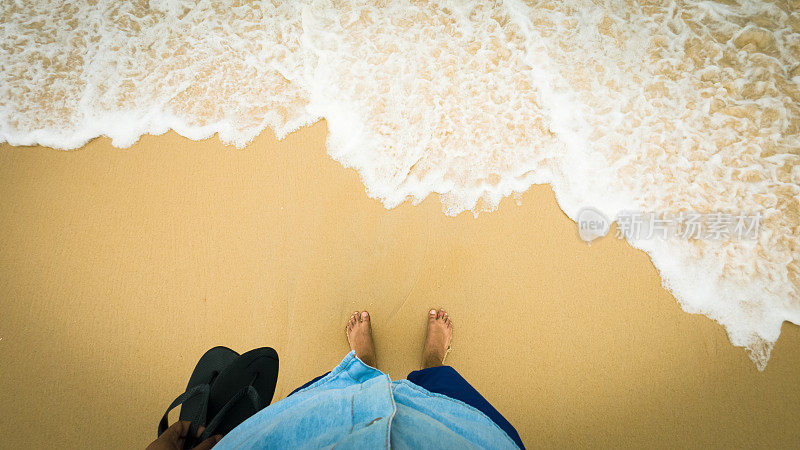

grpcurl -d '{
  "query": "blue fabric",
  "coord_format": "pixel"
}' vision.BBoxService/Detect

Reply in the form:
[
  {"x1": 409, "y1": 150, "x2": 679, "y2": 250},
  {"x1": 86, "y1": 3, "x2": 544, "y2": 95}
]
[
  {"x1": 407, "y1": 366, "x2": 525, "y2": 449},
  {"x1": 289, "y1": 366, "x2": 524, "y2": 448},
  {"x1": 217, "y1": 351, "x2": 520, "y2": 449}
]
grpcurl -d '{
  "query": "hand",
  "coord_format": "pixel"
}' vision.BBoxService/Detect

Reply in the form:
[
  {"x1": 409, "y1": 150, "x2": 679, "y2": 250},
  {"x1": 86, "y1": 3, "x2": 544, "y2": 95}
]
[{"x1": 146, "y1": 421, "x2": 222, "y2": 450}]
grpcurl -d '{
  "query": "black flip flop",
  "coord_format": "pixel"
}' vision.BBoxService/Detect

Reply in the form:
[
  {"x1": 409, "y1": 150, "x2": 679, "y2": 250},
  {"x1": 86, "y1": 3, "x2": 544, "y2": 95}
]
[
  {"x1": 200, "y1": 347, "x2": 279, "y2": 439},
  {"x1": 158, "y1": 346, "x2": 239, "y2": 446}
]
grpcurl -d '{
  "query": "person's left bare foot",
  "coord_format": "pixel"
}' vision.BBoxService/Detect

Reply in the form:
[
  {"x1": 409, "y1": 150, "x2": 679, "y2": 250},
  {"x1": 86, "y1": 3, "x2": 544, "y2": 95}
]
[{"x1": 346, "y1": 311, "x2": 376, "y2": 367}]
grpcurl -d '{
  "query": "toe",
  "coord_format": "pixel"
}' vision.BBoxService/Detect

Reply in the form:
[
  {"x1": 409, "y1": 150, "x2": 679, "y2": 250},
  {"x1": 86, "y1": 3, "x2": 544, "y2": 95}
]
[
  {"x1": 438, "y1": 309, "x2": 446, "y2": 320},
  {"x1": 429, "y1": 309, "x2": 437, "y2": 319},
  {"x1": 361, "y1": 311, "x2": 370, "y2": 322}
]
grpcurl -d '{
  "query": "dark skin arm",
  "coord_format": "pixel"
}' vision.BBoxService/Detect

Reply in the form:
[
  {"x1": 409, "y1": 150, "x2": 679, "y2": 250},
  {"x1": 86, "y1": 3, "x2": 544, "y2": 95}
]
[{"x1": 146, "y1": 421, "x2": 222, "y2": 450}]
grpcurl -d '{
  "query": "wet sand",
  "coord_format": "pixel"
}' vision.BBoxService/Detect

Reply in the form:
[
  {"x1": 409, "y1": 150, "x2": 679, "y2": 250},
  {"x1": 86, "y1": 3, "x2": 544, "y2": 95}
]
[{"x1": 1, "y1": 121, "x2": 798, "y2": 448}]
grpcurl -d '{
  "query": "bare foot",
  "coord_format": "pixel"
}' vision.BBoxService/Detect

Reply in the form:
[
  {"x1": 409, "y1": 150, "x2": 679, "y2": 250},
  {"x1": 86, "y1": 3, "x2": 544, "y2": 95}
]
[
  {"x1": 346, "y1": 311, "x2": 376, "y2": 367},
  {"x1": 422, "y1": 309, "x2": 453, "y2": 369}
]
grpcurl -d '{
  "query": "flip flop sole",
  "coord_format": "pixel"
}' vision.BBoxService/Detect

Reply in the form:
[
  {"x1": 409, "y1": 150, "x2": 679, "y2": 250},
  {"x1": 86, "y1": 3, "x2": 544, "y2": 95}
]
[
  {"x1": 206, "y1": 347, "x2": 279, "y2": 436},
  {"x1": 158, "y1": 346, "x2": 240, "y2": 445},
  {"x1": 180, "y1": 346, "x2": 240, "y2": 424}
]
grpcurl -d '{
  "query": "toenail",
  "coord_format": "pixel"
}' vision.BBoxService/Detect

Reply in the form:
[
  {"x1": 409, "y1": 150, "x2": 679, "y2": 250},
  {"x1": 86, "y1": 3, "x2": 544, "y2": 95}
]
[{"x1": 430, "y1": 309, "x2": 436, "y2": 314}]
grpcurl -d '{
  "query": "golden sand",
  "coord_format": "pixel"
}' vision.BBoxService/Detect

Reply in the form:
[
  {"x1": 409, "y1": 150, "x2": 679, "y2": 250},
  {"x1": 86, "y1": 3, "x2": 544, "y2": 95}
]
[{"x1": 1, "y1": 123, "x2": 798, "y2": 447}]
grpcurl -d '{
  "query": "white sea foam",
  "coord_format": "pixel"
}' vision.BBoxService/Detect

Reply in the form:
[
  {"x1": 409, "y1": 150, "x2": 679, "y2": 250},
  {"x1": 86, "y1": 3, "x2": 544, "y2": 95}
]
[{"x1": 1, "y1": 0, "x2": 798, "y2": 369}]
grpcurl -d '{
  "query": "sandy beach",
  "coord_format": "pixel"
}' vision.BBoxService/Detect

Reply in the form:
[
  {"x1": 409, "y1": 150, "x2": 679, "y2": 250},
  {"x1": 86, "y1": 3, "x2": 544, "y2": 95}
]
[{"x1": 1, "y1": 122, "x2": 799, "y2": 448}]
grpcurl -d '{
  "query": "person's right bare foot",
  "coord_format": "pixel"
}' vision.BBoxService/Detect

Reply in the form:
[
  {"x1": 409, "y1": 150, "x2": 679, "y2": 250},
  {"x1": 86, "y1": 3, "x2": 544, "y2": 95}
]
[{"x1": 422, "y1": 309, "x2": 453, "y2": 369}]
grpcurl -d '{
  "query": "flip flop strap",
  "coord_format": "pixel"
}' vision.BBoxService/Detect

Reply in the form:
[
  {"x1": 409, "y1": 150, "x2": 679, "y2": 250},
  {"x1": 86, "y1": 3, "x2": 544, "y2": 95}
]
[
  {"x1": 157, "y1": 384, "x2": 210, "y2": 439},
  {"x1": 199, "y1": 385, "x2": 262, "y2": 441}
]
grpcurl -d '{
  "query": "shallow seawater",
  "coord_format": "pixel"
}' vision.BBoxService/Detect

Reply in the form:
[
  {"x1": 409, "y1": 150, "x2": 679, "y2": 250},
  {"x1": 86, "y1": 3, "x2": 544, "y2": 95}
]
[{"x1": 1, "y1": 0, "x2": 798, "y2": 369}]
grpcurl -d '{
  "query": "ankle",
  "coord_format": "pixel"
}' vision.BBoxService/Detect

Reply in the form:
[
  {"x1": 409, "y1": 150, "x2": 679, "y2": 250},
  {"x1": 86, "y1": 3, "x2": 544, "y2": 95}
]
[{"x1": 422, "y1": 354, "x2": 443, "y2": 369}]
